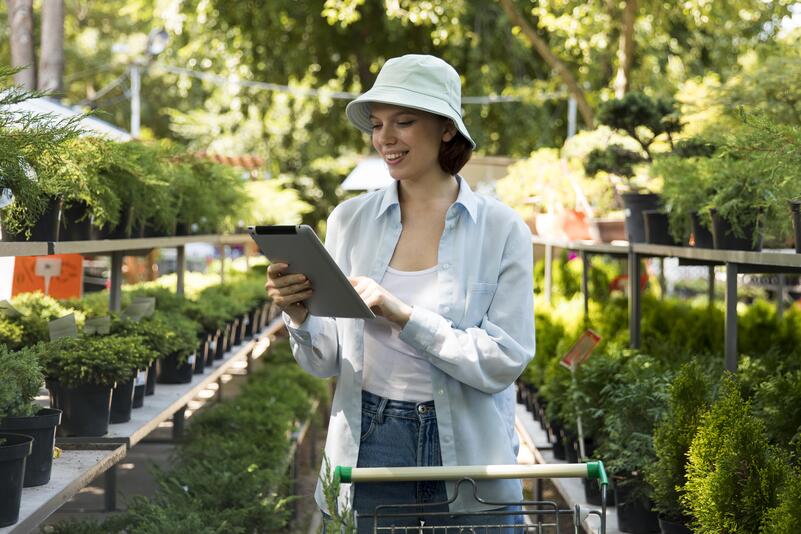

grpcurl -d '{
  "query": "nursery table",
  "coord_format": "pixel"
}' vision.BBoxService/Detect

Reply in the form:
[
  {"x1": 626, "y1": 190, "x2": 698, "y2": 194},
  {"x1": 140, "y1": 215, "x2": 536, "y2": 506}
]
[{"x1": 0, "y1": 444, "x2": 125, "y2": 534}]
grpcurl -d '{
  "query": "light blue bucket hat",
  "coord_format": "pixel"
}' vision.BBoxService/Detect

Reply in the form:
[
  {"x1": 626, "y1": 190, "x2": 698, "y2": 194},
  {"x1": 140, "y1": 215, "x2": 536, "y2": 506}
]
[{"x1": 346, "y1": 54, "x2": 476, "y2": 149}]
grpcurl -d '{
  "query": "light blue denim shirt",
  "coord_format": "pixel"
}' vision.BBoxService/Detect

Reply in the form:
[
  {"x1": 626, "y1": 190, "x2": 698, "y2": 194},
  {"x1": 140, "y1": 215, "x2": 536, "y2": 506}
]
[{"x1": 284, "y1": 177, "x2": 536, "y2": 513}]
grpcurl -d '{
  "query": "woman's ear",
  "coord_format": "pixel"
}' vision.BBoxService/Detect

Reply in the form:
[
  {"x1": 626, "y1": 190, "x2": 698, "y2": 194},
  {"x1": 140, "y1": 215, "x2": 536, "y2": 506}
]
[{"x1": 442, "y1": 120, "x2": 457, "y2": 143}]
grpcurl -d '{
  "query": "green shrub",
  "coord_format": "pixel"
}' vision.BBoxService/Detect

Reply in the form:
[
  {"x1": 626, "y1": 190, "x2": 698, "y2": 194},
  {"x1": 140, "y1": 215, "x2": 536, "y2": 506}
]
[
  {"x1": 761, "y1": 468, "x2": 801, "y2": 533},
  {"x1": 10, "y1": 291, "x2": 85, "y2": 347},
  {"x1": 111, "y1": 313, "x2": 199, "y2": 364},
  {"x1": 0, "y1": 344, "x2": 43, "y2": 418},
  {"x1": 683, "y1": 375, "x2": 787, "y2": 533},
  {"x1": 752, "y1": 370, "x2": 801, "y2": 449},
  {"x1": 0, "y1": 318, "x2": 24, "y2": 350}
]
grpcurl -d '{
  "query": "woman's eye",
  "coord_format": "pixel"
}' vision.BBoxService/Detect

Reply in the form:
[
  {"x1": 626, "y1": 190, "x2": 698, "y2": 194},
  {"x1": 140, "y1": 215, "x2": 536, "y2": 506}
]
[
  {"x1": 397, "y1": 120, "x2": 414, "y2": 126},
  {"x1": 370, "y1": 124, "x2": 381, "y2": 130}
]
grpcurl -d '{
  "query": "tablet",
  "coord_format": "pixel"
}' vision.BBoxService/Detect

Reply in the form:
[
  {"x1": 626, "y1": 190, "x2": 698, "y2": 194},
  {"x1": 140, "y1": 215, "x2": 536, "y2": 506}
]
[{"x1": 248, "y1": 225, "x2": 375, "y2": 319}]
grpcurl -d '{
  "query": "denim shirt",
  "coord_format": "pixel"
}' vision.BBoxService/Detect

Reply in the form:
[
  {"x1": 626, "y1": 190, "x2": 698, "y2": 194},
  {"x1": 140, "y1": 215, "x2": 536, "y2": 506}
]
[{"x1": 284, "y1": 177, "x2": 536, "y2": 514}]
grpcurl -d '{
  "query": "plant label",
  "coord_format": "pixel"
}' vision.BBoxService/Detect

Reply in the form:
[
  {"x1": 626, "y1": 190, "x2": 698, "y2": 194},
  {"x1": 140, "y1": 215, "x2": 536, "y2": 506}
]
[
  {"x1": 135, "y1": 370, "x2": 147, "y2": 386},
  {"x1": 560, "y1": 329, "x2": 601, "y2": 371},
  {"x1": 49, "y1": 313, "x2": 78, "y2": 341},
  {"x1": 0, "y1": 188, "x2": 13, "y2": 209},
  {"x1": 122, "y1": 298, "x2": 155, "y2": 321},
  {"x1": 188, "y1": 353, "x2": 196, "y2": 365},
  {"x1": 35, "y1": 257, "x2": 62, "y2": 296},
  {"x1": 0, "y1": 300, "x2": 21, "y2": 318},
  {"x1": 85, "y1": 316, "x2": 111, "y2": 335}
]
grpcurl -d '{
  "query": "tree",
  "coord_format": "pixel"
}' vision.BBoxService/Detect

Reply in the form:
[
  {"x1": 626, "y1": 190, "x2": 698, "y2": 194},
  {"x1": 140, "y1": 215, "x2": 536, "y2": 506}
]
[
  {"x1": 38, "y1": 0, "x2": 65, "y2": 94},
  {"x1": 7, "y1": 0, "x2": 35, "y2": 88}
]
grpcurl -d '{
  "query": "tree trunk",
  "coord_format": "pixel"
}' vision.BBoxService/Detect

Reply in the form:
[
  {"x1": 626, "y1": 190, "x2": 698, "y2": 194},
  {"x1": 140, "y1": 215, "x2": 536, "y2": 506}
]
[
  {"x1": 614, "y1": 0, "x2": 637, "y2": 98},
  {"x1": 38, "y1": 0, "x2": 65, "y2": 94},
  {"x1": 497, "y1": 0, "x2": 594, "y2": 128},
  {"x1": 7, "y1": 0, "x2": 36, "y2": 89}
]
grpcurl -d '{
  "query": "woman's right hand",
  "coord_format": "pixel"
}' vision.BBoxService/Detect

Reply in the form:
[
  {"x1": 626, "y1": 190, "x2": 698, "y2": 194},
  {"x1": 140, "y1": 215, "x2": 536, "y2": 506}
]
[{"x1": 265, "y1": 262, "x2": 313, "y2": 325}]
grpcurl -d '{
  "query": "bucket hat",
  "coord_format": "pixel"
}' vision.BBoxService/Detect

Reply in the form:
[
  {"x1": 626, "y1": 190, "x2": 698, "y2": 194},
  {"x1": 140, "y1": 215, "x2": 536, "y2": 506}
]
[{"x1": 346, "y1": 54, "x2": 476, "y2": 149}]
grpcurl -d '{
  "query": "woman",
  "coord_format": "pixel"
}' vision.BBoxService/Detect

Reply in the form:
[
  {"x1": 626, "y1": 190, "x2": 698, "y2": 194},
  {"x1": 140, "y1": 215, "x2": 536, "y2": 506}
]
[{"x1": 266, "y1": 54, "x2": 535, "y2": 531}]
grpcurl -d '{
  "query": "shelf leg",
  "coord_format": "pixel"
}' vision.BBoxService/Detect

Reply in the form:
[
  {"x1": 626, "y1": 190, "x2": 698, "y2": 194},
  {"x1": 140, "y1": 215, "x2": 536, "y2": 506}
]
[
  {"x1": 216, "y1": 376, "x2": 224, "y2": 402},
  {"x1": 109, "y1": 251, "x2": 124, "y2": 313},
  {"x1": 246, "y1": 348, "x2": 254, "y2": 376},
  {"x1": 725, "y1": 263, "x2": 739, "y2": 372},
  {"x1": 176, "y1": 245, "x2": 186, "y2": 297},
  {"x1": 580, "y1": 250, "x2": 589, "y2": 320},
  {"x1": 777, "y1": 274, "x2": 785, "y2": 320},
  {"x1": 628, "y1": 253, "x2": 642, "y2": 349},
  {"x1": 219, "y1": 244, "x2": 226, "y2": 285},
  {"x1": 544, "y1": 244, "x2": 553, "y2": 305},
  {"x1": 659, "y1": 257, "x2": 666, "y2": 299},
  {"x1": 707, "y1": 265, "x2": 715, "y2": 304},
  {"x1": 104, "y1": 465, "x2": 117, "y2": 511},
  {"x1": 172, "y1": 405, "x2": 186, "y2": 441}
]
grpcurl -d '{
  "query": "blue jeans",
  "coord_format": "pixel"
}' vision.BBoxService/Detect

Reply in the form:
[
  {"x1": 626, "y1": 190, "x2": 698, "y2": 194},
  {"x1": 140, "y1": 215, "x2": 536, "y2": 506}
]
[{"x1": 323, "y1": 390, "x2": 524, "y2": 533}]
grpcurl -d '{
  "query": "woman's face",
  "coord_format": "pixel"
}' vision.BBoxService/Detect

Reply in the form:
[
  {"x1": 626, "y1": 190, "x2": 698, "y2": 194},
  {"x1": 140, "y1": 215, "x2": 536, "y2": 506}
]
[{"x1": 369, "y1": 103, "x2": 455, "y2": 183}]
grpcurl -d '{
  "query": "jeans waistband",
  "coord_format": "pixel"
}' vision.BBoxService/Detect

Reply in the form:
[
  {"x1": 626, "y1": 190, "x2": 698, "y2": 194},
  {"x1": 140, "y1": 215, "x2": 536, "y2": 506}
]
[{"x1": 361, "y1": 389, "x2": 436, "y2": 423}]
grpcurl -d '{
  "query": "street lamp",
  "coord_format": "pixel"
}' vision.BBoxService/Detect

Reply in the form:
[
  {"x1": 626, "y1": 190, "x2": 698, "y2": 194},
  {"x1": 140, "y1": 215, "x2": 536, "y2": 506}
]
[{"x1": 130, "y1": 28, "x2": 169, "y2": 138}]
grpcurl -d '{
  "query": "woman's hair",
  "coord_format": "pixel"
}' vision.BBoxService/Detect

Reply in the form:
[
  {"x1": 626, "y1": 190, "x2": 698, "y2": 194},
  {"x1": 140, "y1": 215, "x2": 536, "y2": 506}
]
[{"x1": 439, "y1": 130, "x2": 473, "y2": 175}]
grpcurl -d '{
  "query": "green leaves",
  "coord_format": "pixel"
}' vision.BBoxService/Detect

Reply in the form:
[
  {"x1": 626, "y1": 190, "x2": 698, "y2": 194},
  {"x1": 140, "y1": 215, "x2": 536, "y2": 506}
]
[{"x1": 0, "y1": 344, "x2": 44, "y2": 419}]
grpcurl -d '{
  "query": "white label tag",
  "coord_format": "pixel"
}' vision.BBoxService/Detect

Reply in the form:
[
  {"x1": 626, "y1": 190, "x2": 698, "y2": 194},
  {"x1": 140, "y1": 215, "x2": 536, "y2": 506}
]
[
  {"x1": 49, "y1": 313, "x2": 78, "y2": 341},
  {"x1": 0, "y1": 188, "x2": 13, "y2": 209},
  {"x1": 135, "y1": 370, "x2": 147, "y2": 386},
  {"x1": 85, "y1": 316, "x2": 111, "y2": 335},
  {"x1": 188, "y1": 354, "x2": 196, "y2": 365}
]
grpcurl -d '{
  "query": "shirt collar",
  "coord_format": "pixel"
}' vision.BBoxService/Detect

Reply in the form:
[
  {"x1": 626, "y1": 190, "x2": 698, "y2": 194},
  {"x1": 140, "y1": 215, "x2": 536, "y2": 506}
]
[{"x1": 376, "y1": 175, "x2": 478, "y2": 222}]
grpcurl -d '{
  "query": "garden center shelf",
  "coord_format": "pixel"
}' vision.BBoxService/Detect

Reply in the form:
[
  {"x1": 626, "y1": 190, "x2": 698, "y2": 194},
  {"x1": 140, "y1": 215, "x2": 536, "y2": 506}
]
[
  {"x1": 531, "y1": 235, "x2": 801, "y2": 374},
  {"x1": 0, "y1": 444, "x2": 126, "y2": 534}
]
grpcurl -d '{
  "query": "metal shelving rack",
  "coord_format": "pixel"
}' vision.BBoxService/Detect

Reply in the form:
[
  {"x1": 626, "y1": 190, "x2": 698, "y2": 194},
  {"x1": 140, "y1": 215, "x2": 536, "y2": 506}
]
[{"x1": 531, "y1": 235, "x2": 801, "y2": 372}]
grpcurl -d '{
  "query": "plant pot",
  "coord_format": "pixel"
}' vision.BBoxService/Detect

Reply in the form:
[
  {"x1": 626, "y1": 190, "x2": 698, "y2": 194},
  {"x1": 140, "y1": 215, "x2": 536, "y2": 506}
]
[
  {"x1": 643, "y1": 210, "x2": 680, "y2": 246},
  {"x1": 549, "y1": 420, "x2": 566, "y2": 460},
  {"x1": 589, "y1": 218, "x2": 627, "y2": 243},
  {"x1": 690, "y1": 212, "x2": 714, "y2": 248},
  {"x1": 216, "y1": 323, "x2": 231, "y2": 360},
  {"x1": 248, "y1": 307, "x2": 261, "y2": 338},
  {"x1": 109, "y1": 376, "x2": 136, "y2": 424},
  {"x1": 622, "y1": 193, "x2": 662, "y2": 244},
  {"x1": 658, "y1": 515, "x2": 692, "y2": 534},
  {"x1": 59, "y1": 202, "x2": 94, "y2": 241},
  {"x1": 563, "y1": 434, "x2": 579, "y2": 463},
  {"x1": 790, "y1": 201, "x2": 801, "y2": 253},
  {"x1": 583, "y1": 476, "x2": 613, "y2": 506},
  {"x1": 238, "y1": 313, "x2": 248, "y2": 343},
  {"x1": 48, "y1": 381, "x2": 113, "y2": 437},
  {"x1": 157, "y1": 353, "x2": 194, "y2": 384},
  {"x1": 206, "y1": 331, "x2": 219, "y2": 367},
  {"x1": 0, "y1": 196, "x2": 62, "y2": 242},
  {"x1": 0, "y1": 408, "x2": 61, "y2": 487},
  {"x1": 710, "y1": 209, "x2": 763, "y2": 251},
  {"x1": 261, "y1": 302, "x2": 271, "y2": 330},
  {"x1": 132, "y1": 367, "x2": 148, "y2": 408},
  {"x1": 615, "y1": 478, "x2": 660, "y2": 533},
  {"x1": 231, "y1": 317, "x2": 242, "y2": 347},
  {"x1": 0, "y1": 433, "x2": 33, "y2": 527},
  {"x1": 194, "y1": 338, "x2": 208, "y2": 375},
  {"x1": 145, "y1": 359, "x2": 158, "y2": 396}
]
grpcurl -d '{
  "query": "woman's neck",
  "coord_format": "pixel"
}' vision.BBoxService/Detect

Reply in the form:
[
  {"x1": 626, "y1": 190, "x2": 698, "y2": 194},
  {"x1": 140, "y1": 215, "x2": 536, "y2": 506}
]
[{"x1": 397, "y1": 172, "x2": 459, "y2": 209}]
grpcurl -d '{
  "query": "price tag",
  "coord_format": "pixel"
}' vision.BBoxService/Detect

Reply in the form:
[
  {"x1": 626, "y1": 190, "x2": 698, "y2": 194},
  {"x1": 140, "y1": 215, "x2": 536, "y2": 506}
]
[
  {"x1": 560, "y1": 329, "x2": 601, "y2": 371},
  {"x1": 0, "y1": 188, "x2": 13, "y2": 209},
  {"x1": 187, "y1": 353, "x2": 196, "y2": 365},
  {"x1": 135, "y1": 370, "x2": 147, "y2": 386},
  {"x1": 0, "y1": 300, "x2": 21, "y2": 318},
  {"x1": 49, "y1": 313, "x2": 78, "y2": 341},
  {"x1": 84, "y1": 316, "x2": 111, "y2": 335},
  {"x1": 122, "y1": 297, "x2": 156, "y2": 321}
]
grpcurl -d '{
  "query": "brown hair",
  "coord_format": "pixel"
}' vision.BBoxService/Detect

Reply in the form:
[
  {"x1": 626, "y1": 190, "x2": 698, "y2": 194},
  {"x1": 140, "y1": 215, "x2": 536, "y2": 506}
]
[{"x1": 438, "y1": 131, "x2": 473, "y2": 175}]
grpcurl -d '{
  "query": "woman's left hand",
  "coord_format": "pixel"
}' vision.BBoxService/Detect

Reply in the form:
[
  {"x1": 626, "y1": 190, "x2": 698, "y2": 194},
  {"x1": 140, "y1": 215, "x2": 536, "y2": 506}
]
[{"x1": 348, "y1": 276, "x2": 412, "y2": 326}]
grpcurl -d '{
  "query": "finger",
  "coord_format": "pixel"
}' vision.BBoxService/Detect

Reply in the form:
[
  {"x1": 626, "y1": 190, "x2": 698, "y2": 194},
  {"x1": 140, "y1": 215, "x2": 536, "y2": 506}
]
[
  {"x1": 282, "y1": 289, "x2": 313, "y2": 305},
  {"x1": 267, "y1": 263, "x2": 289, "y2": 277},
  {"x1": 273, "y1": 273, "x2": 307, "y2": 289},
  {"x1": 278, "y1": 280, "x2": 311, "y2": 296}
]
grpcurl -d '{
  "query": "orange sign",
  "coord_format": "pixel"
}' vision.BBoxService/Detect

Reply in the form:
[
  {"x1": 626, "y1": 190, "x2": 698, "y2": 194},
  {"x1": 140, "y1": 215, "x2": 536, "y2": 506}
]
[
  {"x1": 12, "y1": 254, "x2": 83, "y2": 299},
  {"x1": 560, "y1": 329, "x2": 601, "y2": 370}
]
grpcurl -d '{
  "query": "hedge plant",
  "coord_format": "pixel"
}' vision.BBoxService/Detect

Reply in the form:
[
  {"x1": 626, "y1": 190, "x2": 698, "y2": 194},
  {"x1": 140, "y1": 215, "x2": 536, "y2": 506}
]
[
  {"x1": 111, "y1": 313, "x2": 199, "y2": 365},
  {"x1": 0, "y1": 344, "x2": 44, "y2": 419}
]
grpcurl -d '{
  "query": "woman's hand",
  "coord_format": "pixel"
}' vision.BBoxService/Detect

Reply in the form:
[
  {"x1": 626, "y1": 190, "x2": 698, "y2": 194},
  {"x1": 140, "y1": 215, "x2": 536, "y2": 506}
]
[
  {"x1": 265, "y1": 262, "x2": 313, "y2": 326},
  {"x1": 348, "y1": 276, "x2": 412, "y2": 327}
]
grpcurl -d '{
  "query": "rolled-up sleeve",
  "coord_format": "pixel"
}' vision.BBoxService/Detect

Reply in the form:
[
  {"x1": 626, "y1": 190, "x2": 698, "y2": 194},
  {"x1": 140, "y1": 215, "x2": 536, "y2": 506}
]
[{"x1": 398, "y1": 219, "x2": 535, "y2": 394}]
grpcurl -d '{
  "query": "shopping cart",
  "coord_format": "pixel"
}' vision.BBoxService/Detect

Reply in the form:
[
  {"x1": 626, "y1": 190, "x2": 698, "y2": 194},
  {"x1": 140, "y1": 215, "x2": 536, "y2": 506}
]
[{"x1": 333, "y1": 461, "x2": 608, "y2": 533}]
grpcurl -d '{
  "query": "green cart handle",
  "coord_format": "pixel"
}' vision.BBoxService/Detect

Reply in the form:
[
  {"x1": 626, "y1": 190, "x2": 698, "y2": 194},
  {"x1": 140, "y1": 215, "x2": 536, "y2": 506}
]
[{"x1": 334, "y1": 461, "x2": 608, "y2": 486}]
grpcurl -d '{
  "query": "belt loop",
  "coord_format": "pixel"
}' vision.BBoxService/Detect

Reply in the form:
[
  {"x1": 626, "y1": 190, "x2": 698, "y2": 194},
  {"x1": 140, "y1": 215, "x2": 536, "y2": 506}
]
[{"x1": 375, "y1": 396, "x2": 388, "y2": 425}]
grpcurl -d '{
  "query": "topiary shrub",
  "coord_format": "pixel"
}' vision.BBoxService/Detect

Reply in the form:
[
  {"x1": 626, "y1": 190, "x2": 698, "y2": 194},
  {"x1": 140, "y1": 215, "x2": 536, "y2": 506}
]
[{"x1": 682, "y1": 374, "x2": 787, "y2": 533}]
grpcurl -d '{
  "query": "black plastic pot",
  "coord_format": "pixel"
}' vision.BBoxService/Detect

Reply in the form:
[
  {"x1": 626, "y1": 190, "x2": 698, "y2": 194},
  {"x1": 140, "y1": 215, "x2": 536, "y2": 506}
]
[
  {"x1": 615, "y1": 478, "x2": 660, "y2": 533},
  {"x1": 563, "y1": 434, "x2": 579, "y2": 463},
  {"x1": 215, "y1": 324, "x2": 231, "y2": 360},
  {"x1": 194, "y1": 338, "x2": 207, "y2": 375},
  {"x1": 690, "y1": 212, "x2": 714, "y2": 248},
  {"x1": 582, "y1": 477, "x2": 616, "y2": 506},
  {"x1": 132, "y1": 367, "x2": 148, "y2": 408},
  {"x1": 0, "y1": 196, "x2": 62, "y2": 242},
  {"x1": 48, "y1": 381, "x2": 113, "y2": 437},
  {"x1": 0, "y1": 433, "x2": 33, "y2": 527},
  {"x1": 157, "y1": 353, "x2": 193, "y2": 384},
  {"x1": 145, "y1": 359, "x2": 157, "y2": 396},
  {"x1": 790, "y1": 201, "x2": 801, "y2": 253},
  {"x1": 206, "y1": 331, "x2": 219, "y2": 367},
  {"x1": 710, "y1": 209, "x2": 762, "y2": 251},
  {"x1": 658, "y1": 515, "x2": 692, "y2": 534},
  {"x1": 622, "y1": 193, "x2": 662, "y2": 244},
  {"x1": 0, "y1": 408, "x2": 61, "y2": 487},
  {"x1": 549, "y1": 420, "x2": 566, "y2": 460},
  {"x1": 59, "y1": 202, "x2": 94, "y2": 241},
  {"x1": 643, "y1": 210, "x2": 679, "y2": 246},
  {"x1": 260, "y1": 302, "x2": 271, "y2": 330},
  {"x1": 248, "y1": 307, "x2": 261, "y2": 338},
  {"x1": 231, "y1": 317, "x2": 242, "y2": 347},
  {"x1": 110, "y1": 376, "x2": 136, "y2": 424}
]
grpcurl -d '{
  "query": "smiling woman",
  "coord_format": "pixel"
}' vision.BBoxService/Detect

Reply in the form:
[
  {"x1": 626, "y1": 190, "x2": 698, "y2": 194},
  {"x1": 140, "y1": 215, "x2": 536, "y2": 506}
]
[{"x1": 265, "y1": 54, "x2": 535, "y2": 533}]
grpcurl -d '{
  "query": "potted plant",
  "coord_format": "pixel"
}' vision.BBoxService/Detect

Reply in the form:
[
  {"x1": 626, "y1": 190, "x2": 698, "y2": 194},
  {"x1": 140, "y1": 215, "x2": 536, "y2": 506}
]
[
  {"x1": 584, "y1": 92, "x2": 682, "y2": 243},
  {"x1": 34, "y1": 335, "x2": 140, "y2": 436},
  {"x1": 646, "y1": 361, "x2": 712, "y2": 534},
  {"x1": 106, "y1": 335, "x2": 158, "y2": 424},
  {"x1": 9, "y1": 291, "x2": 85, "y2": 347},
  {"x1": 682, "y1": 375, "x2": 787, "y2": 533},
  {"x1": 0, "y1": 432, "x2": 32, "y2": 527},
  {"x1": 0, "y1": 344, "x2": 61, "y2": 489}
]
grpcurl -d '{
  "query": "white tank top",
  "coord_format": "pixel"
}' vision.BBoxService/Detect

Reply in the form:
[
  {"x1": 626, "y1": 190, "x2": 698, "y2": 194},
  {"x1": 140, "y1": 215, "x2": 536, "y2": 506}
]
[{"x1": 362, "y1": 265, "x2": 438, "y2": 402}]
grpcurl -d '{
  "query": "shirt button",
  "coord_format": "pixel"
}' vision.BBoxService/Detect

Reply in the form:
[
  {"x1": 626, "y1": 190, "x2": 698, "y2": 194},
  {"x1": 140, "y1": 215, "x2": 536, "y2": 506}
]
[
  {"x1": 442, "y1": 263, "x2": 450, "y2": 270},
  {"x1": 438, "y1": 389, "x2": 444, "y2": 395}
]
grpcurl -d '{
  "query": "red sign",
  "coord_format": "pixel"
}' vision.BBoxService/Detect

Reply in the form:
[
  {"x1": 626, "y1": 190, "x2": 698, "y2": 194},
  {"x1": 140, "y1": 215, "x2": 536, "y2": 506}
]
[{"x1": 560, "y1": 329, "x2": 601, "y2": 370}]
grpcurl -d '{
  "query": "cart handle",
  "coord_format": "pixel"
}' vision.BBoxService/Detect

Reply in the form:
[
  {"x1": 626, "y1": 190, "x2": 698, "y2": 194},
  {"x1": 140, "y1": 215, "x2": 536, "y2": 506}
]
[{"x1": 335, "y1": 461, "x2": 608, "y2": 486}]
